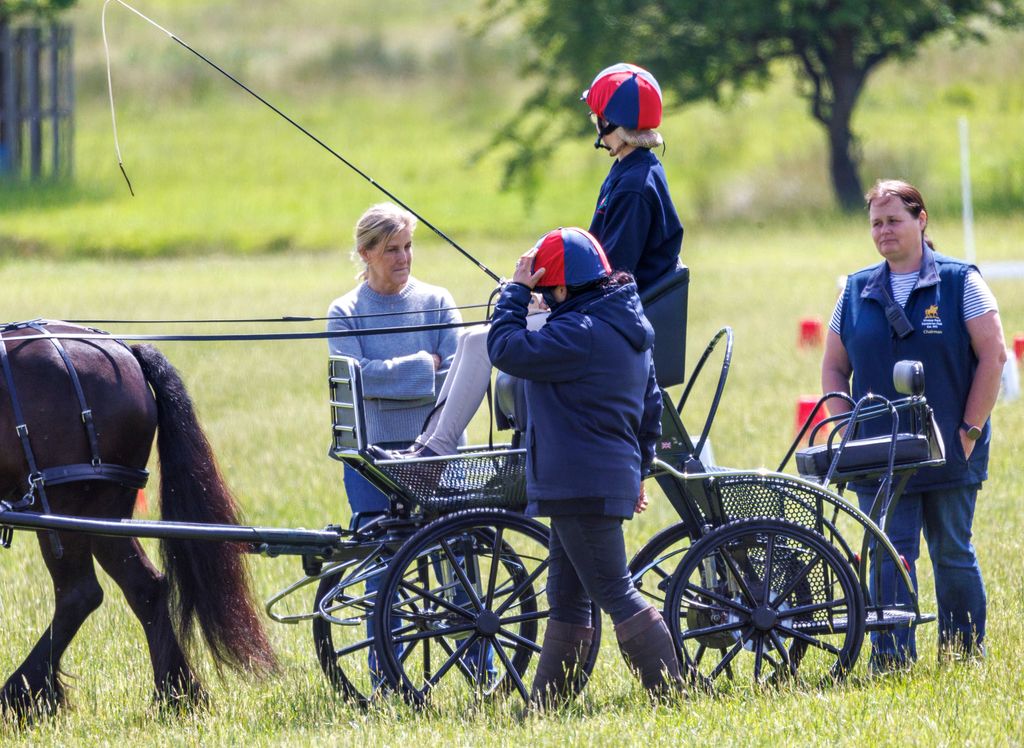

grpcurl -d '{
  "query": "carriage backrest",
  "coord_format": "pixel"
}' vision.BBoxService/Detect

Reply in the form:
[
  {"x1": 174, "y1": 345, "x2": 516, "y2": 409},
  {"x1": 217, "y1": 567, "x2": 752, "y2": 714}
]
[
  {"x1": 640, "y1": 262, "x2": 688, "y2": 388},
  {"x1": 328, "y1": 355, "x2": 368, "y2": 458},
  {"x1": 494, "y1": 371, "x2": 527, "y2": 433}
]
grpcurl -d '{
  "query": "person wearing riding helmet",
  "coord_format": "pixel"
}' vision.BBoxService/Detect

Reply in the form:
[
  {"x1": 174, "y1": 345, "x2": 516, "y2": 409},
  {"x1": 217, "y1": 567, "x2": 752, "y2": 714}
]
[
  {"x1": 487, "y1": 228, "x2": 684, "y2": 707},
  {"x1": 381, "y1": 63, "x2": 681, "y2": 463},
  {"x1": 584, "y1": 62, "x2": 683, "y2": 292}
]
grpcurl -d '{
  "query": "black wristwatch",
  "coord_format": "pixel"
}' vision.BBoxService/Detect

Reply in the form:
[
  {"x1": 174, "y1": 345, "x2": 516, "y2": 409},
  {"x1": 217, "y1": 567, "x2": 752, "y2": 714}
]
[{"x1": 960, "y1": 421, "x2": 982, "y2": 441}]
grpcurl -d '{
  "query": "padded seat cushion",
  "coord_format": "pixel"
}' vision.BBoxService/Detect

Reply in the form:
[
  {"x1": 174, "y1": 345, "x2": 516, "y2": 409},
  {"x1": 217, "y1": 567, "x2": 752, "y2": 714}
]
[{"x1": 796, "y1": 433, "x2": 932, "y2": 481}]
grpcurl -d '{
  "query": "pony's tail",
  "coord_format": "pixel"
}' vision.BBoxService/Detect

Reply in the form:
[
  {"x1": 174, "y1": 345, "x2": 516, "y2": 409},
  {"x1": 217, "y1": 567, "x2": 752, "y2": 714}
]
[{"x1": 131, "y1": 344, "x2": 276, "y2": 675}]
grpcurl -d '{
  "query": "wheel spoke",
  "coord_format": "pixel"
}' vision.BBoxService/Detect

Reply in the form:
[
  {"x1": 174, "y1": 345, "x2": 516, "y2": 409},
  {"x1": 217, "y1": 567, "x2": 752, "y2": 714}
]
[
  {"x1": 752, "y1": 633, "x2": 765, "y2": 681},
  {"x1": 484, "y1": 527, "x2": 504, "y2": 609},
  {"x1": 398, "y1": 637, "x2": 420, "y2": 665},
  {"x1": 391, "y1": 622, "x2": 477, "y2": 646},
  {"x1": 397, "y1": 578, "x2": 474, "y2": 620},
  {"x1": 761, "y1": 533, "x2": 776, "y2": 605},
  {"x1": 494, "y1": 557, "x2": 549, "y2": 616},
  {"x1": 434, "y1": 634, "x2": 481, "y2": 683},
  {"x1": 776, "y1": 625, "x2": 843, "y2": 655},
  {"x1": 440, "y1": 537, "x2": 484, "y2": 612},
  {"x1": 681, "y1": 581, "x2": 751, "y2": 614},
  {"x1": 496, "y1": 626, "x2": 543, "y2": 655},
  {"x1": 335, "y1": 634, "x2": 376, "y2": 658},
  {"x1": 495, "y1": 609, "x2": 547, "y2": 627},
  {"x1": 778, "y1": 598, "x2": 850, "y2": 620},
  {"x1": 693, "y1": 643, "x2": 707, "y2": 667},
  {"x1": 491, "y1": 634, "x2": 530, "y2": 702},
  {"x1": 773, "y1": 551, "x2": 822, "y2": 605},
  {"x1": 718, "y1": 550, "x2": 759, "y2": 608},
  {"x1": 424, "y1": 634, "x2": 479, "y2": 690},
  {"x1": 678, "y1": 619, "x2": 746, "y2": 641},
  {"x1": 708, "y1": 634, "x2": 748, "y2": 680},
  {"x1": 768, "y1": 630, "x2": 796, "y2": 676}
]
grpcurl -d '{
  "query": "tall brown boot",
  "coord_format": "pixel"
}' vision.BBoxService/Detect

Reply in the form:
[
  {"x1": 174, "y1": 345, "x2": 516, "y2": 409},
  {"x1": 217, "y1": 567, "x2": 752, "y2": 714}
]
[
  {"x1": 615, "y1": 606, "x2": 685, "y2": 697},
  {"x1": 529, "y1": 620, "x2": 595, "y2": 708}
]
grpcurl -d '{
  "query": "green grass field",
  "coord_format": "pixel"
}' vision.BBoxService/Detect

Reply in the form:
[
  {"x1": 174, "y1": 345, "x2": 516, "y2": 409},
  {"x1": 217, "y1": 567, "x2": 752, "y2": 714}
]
[{"x1": 2, "y1": 1, "x2": 1024, "y2": 744}]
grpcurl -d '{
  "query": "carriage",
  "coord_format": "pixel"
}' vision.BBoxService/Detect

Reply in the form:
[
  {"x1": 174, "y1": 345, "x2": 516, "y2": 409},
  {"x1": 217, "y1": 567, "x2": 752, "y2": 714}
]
[{"x1": 0, "y1": 263, "x2": 941, "y2": 713}]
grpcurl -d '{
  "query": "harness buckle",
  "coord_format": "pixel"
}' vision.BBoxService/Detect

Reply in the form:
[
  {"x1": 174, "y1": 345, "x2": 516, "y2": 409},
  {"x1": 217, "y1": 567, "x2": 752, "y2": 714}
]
[
  {"x1": 0, "y1": 525, "x2": 12, "y2": 550},
  {"x1": 81, "y1": 408, "x2": 93, "y2": 425},
  {"x1": 18, "y1": 471, "x2": 44, "y2": 507},
  {"x1": 16, "y1": 423, "x2": 28, "y2": 438}
]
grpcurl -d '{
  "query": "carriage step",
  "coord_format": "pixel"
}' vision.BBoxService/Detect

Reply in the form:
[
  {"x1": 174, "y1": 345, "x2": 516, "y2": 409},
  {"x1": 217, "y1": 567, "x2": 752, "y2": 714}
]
[
  {"x1": 779, "y1": 607, "x2": 934, "y2": 636},
  {"x1": 863, "y1": 608, "x2": 935, "y2": 631}
]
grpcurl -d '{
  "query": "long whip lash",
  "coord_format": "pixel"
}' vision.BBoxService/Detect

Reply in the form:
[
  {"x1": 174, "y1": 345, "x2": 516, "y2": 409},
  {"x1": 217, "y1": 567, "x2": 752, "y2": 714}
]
[{"x1": 101, "y1": 0, "x2": 500, "y2": 283}]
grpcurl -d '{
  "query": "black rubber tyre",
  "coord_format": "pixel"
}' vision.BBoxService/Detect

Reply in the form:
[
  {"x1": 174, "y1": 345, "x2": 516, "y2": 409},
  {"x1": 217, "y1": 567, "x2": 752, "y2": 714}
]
[
  {"x1": 373, "y1": 510, "x2": 601, "y2": 706},
  {"x1": 665, "y1": 517, "x2": 865, "y2": 689}
]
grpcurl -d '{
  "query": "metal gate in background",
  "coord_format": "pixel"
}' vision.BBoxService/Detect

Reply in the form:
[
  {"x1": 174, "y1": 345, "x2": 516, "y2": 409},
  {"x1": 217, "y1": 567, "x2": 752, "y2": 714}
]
[{"x1": 0, "y1": 22, "x2": 74, "y2": 180}]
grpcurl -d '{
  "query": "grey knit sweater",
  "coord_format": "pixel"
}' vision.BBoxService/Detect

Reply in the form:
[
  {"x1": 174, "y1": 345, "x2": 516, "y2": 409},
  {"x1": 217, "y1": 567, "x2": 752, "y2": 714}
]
[{"x1": 327, "y1": 277, "x2": 462, "y2": 444}]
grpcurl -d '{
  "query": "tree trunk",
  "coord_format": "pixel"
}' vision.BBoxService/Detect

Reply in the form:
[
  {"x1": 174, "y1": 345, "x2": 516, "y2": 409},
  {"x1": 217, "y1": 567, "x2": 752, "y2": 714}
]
[
  {"x1": 0, "y1": 17, "x2": 8, "y2": 173},
  {"x1": 827, "y1": 115, "x2": 864, "y2": 211},
  {"x1": 823, "y1": 33, "x2": 868, "y2": 212}
]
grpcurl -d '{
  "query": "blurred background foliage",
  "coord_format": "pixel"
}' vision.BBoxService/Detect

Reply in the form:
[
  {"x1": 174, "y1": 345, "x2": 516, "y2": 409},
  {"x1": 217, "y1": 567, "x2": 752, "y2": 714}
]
[{"x1": 0, "y1": 0, "x2": 1021, "y2": 258}]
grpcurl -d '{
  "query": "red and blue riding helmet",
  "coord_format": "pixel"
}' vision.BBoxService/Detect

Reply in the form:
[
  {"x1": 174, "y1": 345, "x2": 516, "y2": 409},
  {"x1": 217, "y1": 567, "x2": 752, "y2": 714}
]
[
  {"x1": 582, "y1": 62, "x2": 663, "y2": 130},
  {"x1": 532, "y1": 227, "x2": 611, "y2": 288}
]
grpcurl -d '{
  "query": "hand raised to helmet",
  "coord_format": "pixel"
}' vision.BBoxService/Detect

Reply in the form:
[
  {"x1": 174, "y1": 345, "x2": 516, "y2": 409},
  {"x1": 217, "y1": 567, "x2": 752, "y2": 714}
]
[{"x1": 512, "y1": 248, "x2": 547, "y2": 289}]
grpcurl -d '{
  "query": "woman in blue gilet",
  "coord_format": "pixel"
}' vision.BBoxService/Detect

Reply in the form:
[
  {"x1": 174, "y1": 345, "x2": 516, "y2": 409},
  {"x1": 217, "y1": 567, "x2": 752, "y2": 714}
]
[{"x1": 821, "y1": 179, "x2": 1006, "y2": 669}]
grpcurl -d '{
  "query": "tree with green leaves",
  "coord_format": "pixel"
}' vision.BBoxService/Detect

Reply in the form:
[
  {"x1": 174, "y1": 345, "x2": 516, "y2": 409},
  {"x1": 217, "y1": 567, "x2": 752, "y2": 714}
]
[
  {"x1": 0, "y1": 0, "x2": 76, "y2": 22},
  {"x1": 484, "y1": 0, "x2": 1024, "y2": 210}
]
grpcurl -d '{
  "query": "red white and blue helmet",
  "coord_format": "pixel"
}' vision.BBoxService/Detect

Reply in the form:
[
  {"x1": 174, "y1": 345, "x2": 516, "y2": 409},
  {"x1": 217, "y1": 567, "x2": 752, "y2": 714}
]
[
  {"x1": 532, "y1": 227, "x2": 611, "y2": 288},
  {"x1": 582, "y1": 62, "x2": 663, "y2": 130}
]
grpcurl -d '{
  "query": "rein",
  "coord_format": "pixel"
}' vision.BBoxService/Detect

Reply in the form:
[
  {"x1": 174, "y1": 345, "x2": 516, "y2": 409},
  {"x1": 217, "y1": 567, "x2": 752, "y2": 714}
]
[
  {"x1": 65, "y1": 302, "x2": 495, "y2": 326},
  {"x1": 0, "y1": 318, "x2": 489, "y2": 345}
]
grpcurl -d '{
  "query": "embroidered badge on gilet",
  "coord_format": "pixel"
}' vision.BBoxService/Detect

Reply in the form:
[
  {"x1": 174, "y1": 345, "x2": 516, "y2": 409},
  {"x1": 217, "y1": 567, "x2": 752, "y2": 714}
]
[{"x1": 921, "y1": 303, "x2": 943, "y2": 334}]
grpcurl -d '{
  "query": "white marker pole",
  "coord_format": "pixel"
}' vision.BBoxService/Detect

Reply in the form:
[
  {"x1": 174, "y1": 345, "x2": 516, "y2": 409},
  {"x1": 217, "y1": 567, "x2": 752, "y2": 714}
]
[{"x1": 959, "y1": 116, "x2": 976, "y2": 265}]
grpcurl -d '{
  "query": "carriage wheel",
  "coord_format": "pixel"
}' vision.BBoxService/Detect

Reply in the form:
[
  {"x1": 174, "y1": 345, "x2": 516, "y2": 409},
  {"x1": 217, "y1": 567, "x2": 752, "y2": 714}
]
[
  {"x1": 665, "y1": 517, "x2": 865, "y2": 690},
  {"x1": 312, "y1": 543, "x2": 394, "y2": 705},
  {"x1": 373, "y1": 510, "x2": 601, "y2": 707}
]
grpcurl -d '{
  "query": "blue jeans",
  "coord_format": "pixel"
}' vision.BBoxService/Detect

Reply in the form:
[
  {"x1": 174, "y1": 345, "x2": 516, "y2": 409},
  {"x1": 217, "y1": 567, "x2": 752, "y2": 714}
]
[
  {"x1": 343, "y1": 453, "x2": 495, "y2": 680},
  {"x1": 858, "y1": 484, "x2": 986, "y2": 662},
  {"x1": 547, "y1": 514, "x2": 648, "y2": 627}
]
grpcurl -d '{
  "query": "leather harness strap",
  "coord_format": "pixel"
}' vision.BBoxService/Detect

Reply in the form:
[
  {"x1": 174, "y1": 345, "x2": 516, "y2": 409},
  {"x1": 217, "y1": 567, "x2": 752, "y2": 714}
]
[{"x1": 0, "y1": 322, "x2": 150, "y2": 529}]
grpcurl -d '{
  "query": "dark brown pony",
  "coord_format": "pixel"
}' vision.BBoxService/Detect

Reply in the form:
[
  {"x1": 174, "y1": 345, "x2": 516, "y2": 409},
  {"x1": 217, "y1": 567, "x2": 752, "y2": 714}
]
[{"x1": 0, "y1": 322, "x2": 275, "y2": 715}]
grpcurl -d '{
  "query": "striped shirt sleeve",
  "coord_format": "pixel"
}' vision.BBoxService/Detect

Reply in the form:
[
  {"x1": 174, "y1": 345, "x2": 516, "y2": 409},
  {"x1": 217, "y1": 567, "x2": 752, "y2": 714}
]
[
  {"x1": 828, "y1": 293, "x2": 844, "y2": 336},
  {"x1": 963, "y1": 269, "x2": 998, "y2": 320}
]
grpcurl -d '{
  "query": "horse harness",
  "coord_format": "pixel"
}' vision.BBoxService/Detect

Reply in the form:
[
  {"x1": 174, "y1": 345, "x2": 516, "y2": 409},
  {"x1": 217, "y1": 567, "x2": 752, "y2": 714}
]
[{"x1": 0, "y1": 321, "x2": 150, "y2": 554}]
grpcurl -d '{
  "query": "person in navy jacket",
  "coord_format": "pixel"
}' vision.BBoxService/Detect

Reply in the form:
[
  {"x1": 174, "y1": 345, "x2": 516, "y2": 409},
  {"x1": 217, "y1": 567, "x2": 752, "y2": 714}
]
[
  {"x1": 381, "y1": 63, "x2": 682, "y2": 465},
  {"x1": 821, "y1": 179, "x2": 1006, "y2": 669},
  {"x1": 582, "y1": 63, "x2": 683, "y2": 292},
  {"x1": 487, "y1": 227, "x2": 683, "y2": 706}
]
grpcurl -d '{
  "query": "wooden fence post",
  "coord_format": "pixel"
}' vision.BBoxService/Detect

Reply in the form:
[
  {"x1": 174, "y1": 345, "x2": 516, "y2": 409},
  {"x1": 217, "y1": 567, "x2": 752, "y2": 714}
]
[
  {"x1": 0, "y1": 20, "x2": 20, "y2": 175},
  {"x1": 0, "y1": 20, "x2": 73, "y2": 181}
]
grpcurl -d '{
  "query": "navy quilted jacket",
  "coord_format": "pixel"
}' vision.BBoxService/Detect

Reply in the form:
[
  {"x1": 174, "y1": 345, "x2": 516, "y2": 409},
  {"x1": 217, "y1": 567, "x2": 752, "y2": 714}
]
[{"x1": 487, "y1": 280, "x2": 662, "y2": 518}]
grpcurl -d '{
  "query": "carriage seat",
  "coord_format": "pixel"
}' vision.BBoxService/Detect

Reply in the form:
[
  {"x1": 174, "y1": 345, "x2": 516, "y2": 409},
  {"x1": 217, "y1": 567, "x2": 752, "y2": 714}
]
[
  {"x1": 494, "y1": 371, "x2": 528, "y2": 434},
  {"x1": 640, "y1": 263, "x2": 689, "y2": 388},
  {"x1": 795, "y1": 433, "x2": 933, "y2": 484}
]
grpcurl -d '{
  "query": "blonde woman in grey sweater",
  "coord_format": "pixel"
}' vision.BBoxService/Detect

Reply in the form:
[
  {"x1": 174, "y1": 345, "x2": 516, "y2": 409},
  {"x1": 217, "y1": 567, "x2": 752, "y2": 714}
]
[{"x1": 327, "y1": 202, "x2": 463, "y2": 519}]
